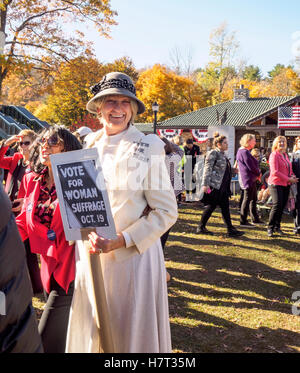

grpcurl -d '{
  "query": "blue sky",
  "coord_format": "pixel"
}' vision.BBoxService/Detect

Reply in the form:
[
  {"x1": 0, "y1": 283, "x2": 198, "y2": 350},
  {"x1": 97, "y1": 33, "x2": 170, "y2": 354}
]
[{"x1": 86, "y1": 0, "x2": 300, "y2": 77}]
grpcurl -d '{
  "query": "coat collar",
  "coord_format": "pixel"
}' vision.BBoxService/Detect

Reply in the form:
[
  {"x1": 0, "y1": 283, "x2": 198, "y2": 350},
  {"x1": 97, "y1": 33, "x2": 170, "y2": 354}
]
[{"x1": 86, "y1": 124, "x2": 142, "y2": 149}]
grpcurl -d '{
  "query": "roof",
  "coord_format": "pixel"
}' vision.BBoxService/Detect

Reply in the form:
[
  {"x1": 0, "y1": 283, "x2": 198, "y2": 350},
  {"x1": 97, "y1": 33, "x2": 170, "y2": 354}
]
[
  {"x1": 133, "y1": 122, "x2": 154, "y2": 133},
  {"x1": 0, "y1": 112, "x2": 28, "y2": 131},
  {"x1": 158, "y1": 95, "x2": 300, "y2": 129},
  {"x1": 14, "y1": 106, "x2": 37, "y2": 120}
]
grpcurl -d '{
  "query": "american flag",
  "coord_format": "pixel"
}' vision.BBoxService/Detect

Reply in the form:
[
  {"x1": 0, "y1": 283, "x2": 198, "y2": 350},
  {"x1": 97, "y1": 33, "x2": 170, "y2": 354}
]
[{"x1": 278, "y1": 106, "x2": 300, "y2": 128}]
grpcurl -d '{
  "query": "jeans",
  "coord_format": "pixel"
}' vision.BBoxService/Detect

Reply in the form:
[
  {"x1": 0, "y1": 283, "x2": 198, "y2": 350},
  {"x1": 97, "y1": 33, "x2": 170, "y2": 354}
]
[
  {"x1": 240, "y1": 183, "x2": 259, "y2": 224},
  {"x1": 38, "y1": 276, "x2": 74, "y2": 353},
  {"x1": 268, "y1": 185, "x2": 290, "y2": 231}
]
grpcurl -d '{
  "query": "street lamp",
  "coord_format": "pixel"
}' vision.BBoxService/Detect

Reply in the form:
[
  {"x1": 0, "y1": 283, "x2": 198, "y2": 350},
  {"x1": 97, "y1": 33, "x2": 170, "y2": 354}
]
[{"x1": 152, "y1": 101, "x2": 159, "y2": 134}]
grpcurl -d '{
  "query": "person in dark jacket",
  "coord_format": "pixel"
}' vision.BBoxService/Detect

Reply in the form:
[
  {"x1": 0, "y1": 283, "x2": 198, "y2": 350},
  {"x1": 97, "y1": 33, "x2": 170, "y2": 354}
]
[
  {"x1": 236, "y1": 134, "x2": 262, "y2": 227},
  {"x1": 196, "y1": 132, "x2": 244, "y2": 237},
  {"x1": 291, "y1": 136, "x2": 300, "y2": 235},
  {"x1": 184, "y1": 138, "x2": 201, "y2": 202},
  {"x1": 0, "y1": 184, "x2": 43, "y2": 353}
]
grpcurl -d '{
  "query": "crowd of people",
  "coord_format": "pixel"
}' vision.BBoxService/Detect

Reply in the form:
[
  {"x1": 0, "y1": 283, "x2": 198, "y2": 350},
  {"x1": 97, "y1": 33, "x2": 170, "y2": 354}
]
[
  {"x1": 0, "y1": 71, "x2": 299, "y2": 354},
  {"x1": 176, "y1": 132, "x2": 300, "y2": 238}
]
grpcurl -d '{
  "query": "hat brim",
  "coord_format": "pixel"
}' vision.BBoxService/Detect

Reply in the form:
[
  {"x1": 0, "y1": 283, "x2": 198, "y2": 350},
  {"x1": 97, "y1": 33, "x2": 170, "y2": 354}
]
[{"x1": 86, "y1": 88, "x2": 145, "y2": 115}]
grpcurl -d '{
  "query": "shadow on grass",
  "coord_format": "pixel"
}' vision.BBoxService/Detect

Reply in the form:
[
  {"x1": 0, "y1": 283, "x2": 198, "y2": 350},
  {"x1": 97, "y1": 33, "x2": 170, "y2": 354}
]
[
  {"x1": 167, "y1": 252, "x2": 300, "y2": 352},
  {"x1": 168, "y1": 202, "x2": 300, "y2": 352},
  {"x1": 169, "y1": 296, "x2": 300, "y2": 353},
  {"x1": 165, "y1": 240, "x2": 300, "y2": 352},
  {"x1": 166, "y1": 244, "x2": 298, "y2": 299}
]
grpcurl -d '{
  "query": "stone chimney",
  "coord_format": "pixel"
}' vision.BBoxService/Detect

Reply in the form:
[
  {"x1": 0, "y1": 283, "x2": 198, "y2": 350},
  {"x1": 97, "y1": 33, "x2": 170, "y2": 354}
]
[{"x1": 233, "y1": 84, "x2": 250, "y2": 101}]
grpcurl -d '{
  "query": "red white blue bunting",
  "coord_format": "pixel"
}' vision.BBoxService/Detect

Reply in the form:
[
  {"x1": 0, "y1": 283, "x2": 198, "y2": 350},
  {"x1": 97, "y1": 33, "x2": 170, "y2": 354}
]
[
  {"x1": 157, "y1": 129, "x2": 183, "y2": 140},
  {"x1": 191, "y1": 129, "x2": 208, "y2": 143}
]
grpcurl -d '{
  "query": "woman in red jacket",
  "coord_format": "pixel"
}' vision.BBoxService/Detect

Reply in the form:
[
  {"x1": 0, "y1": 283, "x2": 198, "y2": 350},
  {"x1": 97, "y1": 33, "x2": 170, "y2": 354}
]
[
  {"x1": 0, "y1": 129, "x2": 36, "y2": 209},
  {"x1": 267, "y1": 136, "x2": 298, "y2": 237},
  {"x1": 0, "y1": 129, "x2": 43, "y2": 293},
  {"x1": 16, "y1": 125, "x2": 82, "y2": 353}
]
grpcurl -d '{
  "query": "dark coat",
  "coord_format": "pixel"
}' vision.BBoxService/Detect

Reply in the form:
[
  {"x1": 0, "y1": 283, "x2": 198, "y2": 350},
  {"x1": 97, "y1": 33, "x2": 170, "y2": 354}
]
[
  {"x1": 291, "y1": 152, "x2": 300, "y2": 180},
  {"x1": 0, "y1": 185, "x2": 43, "y2": 353}
]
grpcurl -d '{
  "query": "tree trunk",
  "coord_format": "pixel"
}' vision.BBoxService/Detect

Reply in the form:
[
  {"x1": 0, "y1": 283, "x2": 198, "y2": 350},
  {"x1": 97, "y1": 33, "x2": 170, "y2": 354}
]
[
  {"x1": 0, "y1": 7, "x2": 8, "y2": 99},
  {"x1": 0, "y1": 73, "x2": 4, "y2": 100},
  {"x1": 0, "y1": 4, "x2": 8, "y2": 33}
]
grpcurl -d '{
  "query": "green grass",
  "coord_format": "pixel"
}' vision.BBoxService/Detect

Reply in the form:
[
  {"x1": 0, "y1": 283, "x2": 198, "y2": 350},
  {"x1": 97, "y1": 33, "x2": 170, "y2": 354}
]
[
  {"x1": 165, "y1": 202, "x2": 300, "y2": 353},
  {"x1": 32, "y1": 201, "x2": 300, "y2": 353}
]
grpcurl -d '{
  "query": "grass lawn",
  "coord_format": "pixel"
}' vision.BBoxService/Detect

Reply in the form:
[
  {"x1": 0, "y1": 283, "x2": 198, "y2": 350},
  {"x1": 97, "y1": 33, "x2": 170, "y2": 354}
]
[
  {"x1": 32, "y1": 201, "x2": 300, "y2": 353},
  {"x1": 165, "y1": 201, "x2": 300, "y2": 353}
]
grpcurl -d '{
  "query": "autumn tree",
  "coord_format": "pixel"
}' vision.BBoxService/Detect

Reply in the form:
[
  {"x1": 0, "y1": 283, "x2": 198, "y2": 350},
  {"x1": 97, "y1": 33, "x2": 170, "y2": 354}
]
[
  {"x1": 169, "y1": 45, "x2": 195, "y2": 77},
  {"x1": 1, "y1": 65, "x2": 51, "y2": 105},
  {"x1": 0, "y1": 0, "x2": 117, "y2": 97},
  {"x1": 200, "y1": 22, "x2": 240, "y2": 104},
  {"x1": 242, "y1": 65, "x2": 262, "y2": 81},
  {"x1": 136, "y1": 64, "x2": 209, "y2": 123},
  {"x1": 36, "y1": 56, "x2": 139, "y2": 127},
  {"x1": 217, "y1": 66, "x2": 300, "y2": 102},
  {"x1": 267, "y1": 67, "x2": 300, "y2": 96},
  {"x1": 267, "y1": 64, "x2": 288, "y2": 79}
]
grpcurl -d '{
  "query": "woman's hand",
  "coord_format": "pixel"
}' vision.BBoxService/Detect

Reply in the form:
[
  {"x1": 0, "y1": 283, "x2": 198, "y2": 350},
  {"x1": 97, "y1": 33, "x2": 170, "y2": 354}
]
[
  {"x1": 289, "y1": 176, "x2": 299, "y2": 184},
  {"x1": 11, "y1": 198, "x2": 24, "y2": 213},
  {"x1": 141, "y1": 204, "x2": 153, "y2": 217},
  {"x1": 4, "y1": 135, "x2": 22, "y2": 147},
  {"x1": 202, "y1": 186, "x2": 209, "y2": 193},
  {"x1": 88, "y1": 232, "x2": 125, "y2": 254}
]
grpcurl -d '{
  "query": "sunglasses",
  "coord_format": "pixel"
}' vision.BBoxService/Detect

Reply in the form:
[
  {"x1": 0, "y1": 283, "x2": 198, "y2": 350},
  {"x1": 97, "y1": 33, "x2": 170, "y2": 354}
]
[
  {"x1": 18, "y1": 141, "x2": 31, "y2": 146},
  {"x1": 39, "y1": 135, "x2": 62, "y2": 147}
]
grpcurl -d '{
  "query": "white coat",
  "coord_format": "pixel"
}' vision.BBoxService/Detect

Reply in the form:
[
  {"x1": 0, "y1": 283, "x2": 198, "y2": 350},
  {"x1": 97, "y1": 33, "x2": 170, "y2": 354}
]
[{"x1": 66, "y1": 124, "x2": 178, "y2": 353}]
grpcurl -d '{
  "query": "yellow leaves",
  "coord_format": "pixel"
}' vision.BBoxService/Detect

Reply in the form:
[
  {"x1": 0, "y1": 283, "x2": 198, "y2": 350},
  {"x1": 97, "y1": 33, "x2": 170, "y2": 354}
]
[
  {"x1": 0, "y1": 0, "x2": 117, "y2": 97},
  {"x1": 136, "y1": 64, "x2": 207, "y2": 122},
  {"x1": 209, "y1": 66, "x2": 300, "y2": 104}
]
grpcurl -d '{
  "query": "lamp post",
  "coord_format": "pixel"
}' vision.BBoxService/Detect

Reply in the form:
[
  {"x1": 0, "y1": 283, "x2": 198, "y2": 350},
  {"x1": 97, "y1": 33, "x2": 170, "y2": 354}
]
[{"x1": 152, "y1": 101, "x2": 159, "y2": 134}]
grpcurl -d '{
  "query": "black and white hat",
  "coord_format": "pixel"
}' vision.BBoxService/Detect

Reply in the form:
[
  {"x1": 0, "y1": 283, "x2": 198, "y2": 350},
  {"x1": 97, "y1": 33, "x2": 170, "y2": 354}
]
[{"x1": 86, "y1": 72, "x2": 145, "y2": 115}]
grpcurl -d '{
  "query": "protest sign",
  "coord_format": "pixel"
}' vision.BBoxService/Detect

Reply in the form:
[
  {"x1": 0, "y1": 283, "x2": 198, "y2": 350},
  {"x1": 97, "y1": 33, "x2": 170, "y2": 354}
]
[{"x1": 50, "y1": 148, "x2": 116, "y2": 241}]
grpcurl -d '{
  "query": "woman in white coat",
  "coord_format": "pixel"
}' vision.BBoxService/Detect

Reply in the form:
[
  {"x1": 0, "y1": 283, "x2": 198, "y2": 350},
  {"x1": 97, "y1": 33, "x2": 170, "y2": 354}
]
[{"x1": 66, "y1": 72, "x2": 178, "y2": 353}]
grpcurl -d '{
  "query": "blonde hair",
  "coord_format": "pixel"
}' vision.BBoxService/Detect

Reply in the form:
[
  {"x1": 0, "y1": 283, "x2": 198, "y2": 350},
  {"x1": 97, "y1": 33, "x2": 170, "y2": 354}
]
[
  {"x1": 19, "y1": 129, "x2": 36, "y2": 140},
  {"x1": 251, "y1": 147, "x2": 260, "y2": 159},
  {"x1": 293, "y1": 136, "x2": 300, "y2": 152},
  {"x1": 213, "y1": 131, "x2": 226, "y2": 148},
  {"x1": 14, "y1": 129, "x2": 36, "y2": 149},
  {"x1": 173, "y1": 135, "x2": 183, "y2": 146},
  {"x1": 272, "y1": 136, "x2": 287, "y2": 152},
  {"x1": 240, "y1": 133, "x2": 255, "y2": 148},
  {"x1": 93, "y1": 95, "x2": 138, "y2": 123}
]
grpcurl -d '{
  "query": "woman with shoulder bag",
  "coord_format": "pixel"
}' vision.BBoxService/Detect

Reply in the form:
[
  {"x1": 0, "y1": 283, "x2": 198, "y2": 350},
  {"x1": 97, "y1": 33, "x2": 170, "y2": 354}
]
[{"x1": 196, "y1": 132, "x2": 244, "y2": 237}]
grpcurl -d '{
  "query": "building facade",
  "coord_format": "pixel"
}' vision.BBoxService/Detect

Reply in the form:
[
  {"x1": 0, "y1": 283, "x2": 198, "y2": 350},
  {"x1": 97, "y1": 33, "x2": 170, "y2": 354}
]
[{"x1": 157, "y1": 86, "x2": 300, "y2": 155}]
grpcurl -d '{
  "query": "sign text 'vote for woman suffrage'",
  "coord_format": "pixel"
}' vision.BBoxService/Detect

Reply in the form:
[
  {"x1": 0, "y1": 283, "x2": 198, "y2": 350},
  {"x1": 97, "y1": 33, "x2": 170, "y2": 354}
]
[
  {"x1": 50, "y1": 148, "x2": 116, "y2": 241},
  {"x1": 58, "y1": 161, "x2": 109, "y2": 229}
]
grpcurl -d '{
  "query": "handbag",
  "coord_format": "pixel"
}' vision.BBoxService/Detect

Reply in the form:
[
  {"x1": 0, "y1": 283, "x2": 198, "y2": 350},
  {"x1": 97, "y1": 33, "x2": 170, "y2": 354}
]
[
  {"x1": 200, "y1": 187, "x2": 218, "y2": 205},
  {"x1": 286, "y1": 183, "x2": 297, "y2": 212}
]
